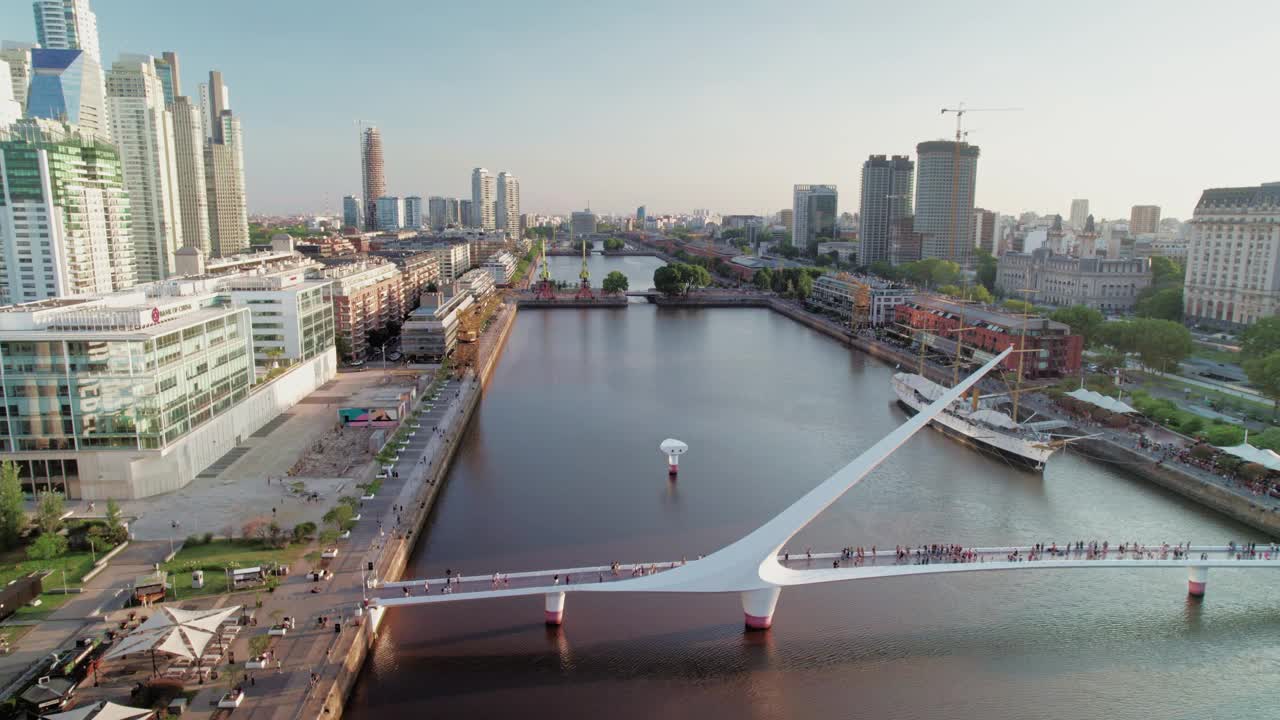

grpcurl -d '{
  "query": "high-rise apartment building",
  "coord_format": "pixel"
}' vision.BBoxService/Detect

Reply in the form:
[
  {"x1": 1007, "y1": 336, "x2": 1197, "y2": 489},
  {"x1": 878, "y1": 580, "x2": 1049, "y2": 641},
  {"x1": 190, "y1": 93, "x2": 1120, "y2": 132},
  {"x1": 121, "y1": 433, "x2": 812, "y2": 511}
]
[
  {"x1": 1069, "y1": 199, "x2": 1089, "y2": 231},
  {"x1": 0, "y1": 59, "x2": 20, "y2": 128},
  {"x1": 793, "y1": 185, "x2": 838, "y2": 252},
  {"x1": 342, "y1": 195, "x2": 363, "y2": 230},
  {"x1": 1, "y1": 43, "x2": 37, "y2": 111},
  {"x1": 153, "y1": 51, "x2": 180, "y2": 106},
  {"x1": 360, "y1": 126, "x2": 384, "y2": 232},
  {"x1": 404, "y1": 196, "x2": 424, "y2": 230},
  {"x1": 637, "y1": 205, "x2": 646, "y2": 224},
  {"x1": 170, "y1": 95, "x2": 209, "y2": 253},
  {"x1": 107, "y1": 54, "x2": 184, "y2": 282},
  {"x1": 496, "y1": 172, "x2": 520, "y2": 239},
  {"x1": 1130, "y1": 205, "x2": 1161, "y2": 235},
  {"x1": 203, "y1": 71, "x2": 248, "y2": 257},
  {"x1": 318, "y1": 258, "x2": 404, "y2": 362},
  {"x1": 779, "y1": 208, "x2": 793, "y2": 232},
  {"x1": 33, "y1": 0, "x2": 101, "y2": 64},
  {"x1": 914, "y1": 140, "x2": 979, "y2": 267},
  {"x1": 1184, "y1": 184, "x2": 1280, "y2": 328},
  {"x1": 376, "y1": 196, "x2": 403, "y2": 231},
  {"x1": 858, "y1": 156, "x2": 913, "y2": 266},
  {"x1": 0, "y1": 119, "x2": 135, "y2": 304},
  {"x1": 428, "y1": 196, "x2": 448, "y2": 230},
  {"x1": 459, "y1": 200, "x2": 474, "y2": 228},
  {"x1": 471, "y1": 168, "x2": 495, "y2": 229}
]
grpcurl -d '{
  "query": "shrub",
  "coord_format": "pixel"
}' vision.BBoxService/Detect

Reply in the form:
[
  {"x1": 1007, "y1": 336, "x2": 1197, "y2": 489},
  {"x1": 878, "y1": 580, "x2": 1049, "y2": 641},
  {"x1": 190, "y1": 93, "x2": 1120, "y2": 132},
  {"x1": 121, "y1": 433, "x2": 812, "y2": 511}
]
[
  {"x1": 1179, "y1": 417, "x2": 1205, "y2": 434},
  {"x1": 1215, "y1": 454, "x2": 1242, "y2": 472},
  {"x1": 185, "y1": 534, "x2": 200, "y2": 546},
  {"x1": 241, "y1": 517, "x2": 269, "y2": 541},
  {"x1": 292, "y1": 522, "x2": 317, "y2": 543},
  {"x1": 1199, "y1": 423, "x2": 1245, "y2": 447},
  {"x1": 1190, "y1": 444, "x2": 1215, "y2": 460},
  {"x1": 27, "y1": 532, "x2": 68, "y2": 561},
  {"x1": 203, "y1": 532, "x2": 214, "y2": 544},
  {"x1": 1239, "y1": 462, "x2": 1269, "y2": 482}
]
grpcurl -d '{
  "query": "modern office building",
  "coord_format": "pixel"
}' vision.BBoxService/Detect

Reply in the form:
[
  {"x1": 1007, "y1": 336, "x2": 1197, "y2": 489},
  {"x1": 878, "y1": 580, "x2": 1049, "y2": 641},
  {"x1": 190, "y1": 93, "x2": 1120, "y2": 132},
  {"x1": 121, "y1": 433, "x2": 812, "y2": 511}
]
[
  {"x1": 890, "y1": 216, "x2": 923, "y2": 265},
  {"x1": 779, "y1": 208, "x2": 793, "y2": 232},
  {"x1": 0, "y1": 271, "x2": 337, "y2": 499},
  {"x1": 203, "y1": 71, "x2": 248, "y2": 257},
  {"x1": 427, "y1": 196, "x2": 447, "y2": 230},
  {"x1": 25, "y1": 49, "x2": 109, "y2": 139},
  {"x1": 459, "y1": 199, "x2": 474, "y2": 228},
  {"x1": 996, "y1": 248, "x2": 1152, "y2": 313},
  {"x1": 496, "y1": 172, "x2": 520, "y2": 239},
  {"x1": 858, "y1": 156, "x2": 913, "y2": 266},
  {"x1": 1069, "y1": 199, "x2": 1089, "y2": 231},
  {"x1": 895, "y1": 296, "x2": 1083, "y2": 379},
  {"x1": 170, "y1": 95, "x2": 210, "y2": 254},
  {"x1": 401, "y1": 292, "x2": 473, "y2": 361},
  {"x1": 212, "y1": 258, "x2": 336, "y2": 367},
  {"x1": 316, "y1": 258, "x2": 403, "y2": 362},
  {"x1": 360, "y1": 126, "x2": 384, "y2": 232},
  {"x1": 471, "y1": 167, "x2": 495, "y2": 229},
  {"x1": 342, "y1": 195, "x2": 363, "y2": 231},
  {"x1": 914, "y1": 140, "x2": 979, "y2": 267},
  {"x1": 793, "y1": 185, "x2": 838, "y2": 252},
  {"x1": 375, "y1": 196, "x2": 402, "y2": 231},
  {"x1": 1130, "y1": 205, "x2": 1161, "y2": 235},
  {"x1": 403, "y1": 196, "x2": 424, "y2": 230},
  {"x1": 637, "y1": 205, "x2": 646, "y2": 225},
  {"x1": 106, "y1": 54, "x2": 184, "y2": 282},
  {"x1": 806, "y1": 274, "x2": 914, "y2": 326},
  {"x1": 1184, "y1": 183, "x2": 1280, "y2": 328},
  {"x1": 571, "y1": 210, "x2": 597, "y2": 240},
  {"x1": 0, "y1": 119, "x2": 135, "y2": 305},
  {"x1": 30, "y1": 0, "x2": 108, "y2": 140}
]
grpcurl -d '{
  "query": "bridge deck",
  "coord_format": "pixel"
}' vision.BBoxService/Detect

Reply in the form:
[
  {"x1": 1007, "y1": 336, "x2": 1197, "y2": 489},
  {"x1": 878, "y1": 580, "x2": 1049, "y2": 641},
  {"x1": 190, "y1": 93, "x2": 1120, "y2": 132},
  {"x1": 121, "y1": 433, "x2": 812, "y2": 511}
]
[{"x1": 369, "y1": 544, "x2": 1280, "y2": 608}]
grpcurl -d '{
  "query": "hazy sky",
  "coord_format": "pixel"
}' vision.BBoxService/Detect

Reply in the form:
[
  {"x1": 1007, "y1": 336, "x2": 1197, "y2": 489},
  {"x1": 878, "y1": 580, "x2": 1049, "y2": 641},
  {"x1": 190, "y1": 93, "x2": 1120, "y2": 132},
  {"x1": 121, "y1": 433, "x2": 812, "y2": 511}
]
[{"x1": 4, "y1": 0, "x2": 1278, "y2": 219}]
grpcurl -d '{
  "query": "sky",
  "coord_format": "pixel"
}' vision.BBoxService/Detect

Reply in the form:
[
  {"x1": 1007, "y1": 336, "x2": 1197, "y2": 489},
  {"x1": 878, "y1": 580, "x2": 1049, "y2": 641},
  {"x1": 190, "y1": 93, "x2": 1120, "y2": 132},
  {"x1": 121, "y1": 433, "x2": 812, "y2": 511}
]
[{"x1": 4, "y1": 0, "x2": 1278, "y2": 220}]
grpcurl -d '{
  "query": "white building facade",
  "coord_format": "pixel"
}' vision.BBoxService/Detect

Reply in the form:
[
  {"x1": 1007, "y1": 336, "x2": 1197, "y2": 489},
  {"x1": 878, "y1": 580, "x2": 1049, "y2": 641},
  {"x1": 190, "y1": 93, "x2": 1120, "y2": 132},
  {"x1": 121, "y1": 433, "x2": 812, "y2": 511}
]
[{"x1": 1184, "y1": 183, "x2": 1280, "y2": 328}]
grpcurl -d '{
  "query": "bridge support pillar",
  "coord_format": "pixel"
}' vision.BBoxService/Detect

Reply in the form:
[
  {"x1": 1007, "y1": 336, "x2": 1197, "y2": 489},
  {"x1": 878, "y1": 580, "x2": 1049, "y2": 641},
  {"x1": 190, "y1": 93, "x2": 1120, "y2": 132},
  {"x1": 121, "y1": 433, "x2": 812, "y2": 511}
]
[
  {"x1": 741, "y1": 587, "x2": 781, "y2": 631},
  {"x1": 1187, "y1": 566, "x2": 1208, "y2": 597},
  {"x1": 545, "y1": 591, "x2": 566, "y2": 625}
]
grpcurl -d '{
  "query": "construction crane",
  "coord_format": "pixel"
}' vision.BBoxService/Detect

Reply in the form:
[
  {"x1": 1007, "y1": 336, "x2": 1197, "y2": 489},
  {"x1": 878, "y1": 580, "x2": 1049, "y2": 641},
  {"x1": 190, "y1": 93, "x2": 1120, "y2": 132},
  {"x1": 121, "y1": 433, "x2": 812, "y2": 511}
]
[{"x1": 938, "y1": 104, "x2": 1021, "y2": 272}]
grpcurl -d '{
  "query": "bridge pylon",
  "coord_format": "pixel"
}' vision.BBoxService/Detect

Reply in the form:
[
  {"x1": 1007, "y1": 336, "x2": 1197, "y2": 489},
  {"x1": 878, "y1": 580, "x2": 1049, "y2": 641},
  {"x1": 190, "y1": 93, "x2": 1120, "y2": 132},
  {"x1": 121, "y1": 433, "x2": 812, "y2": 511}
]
[
  {"x1": 545, "y1": 591, "x2": 566, "y2": 625},
  {"x1": 1188, "y1": 566, "x2": 1208, "y2": 597},
  {"x1": 741, "y1": 587, "x2": 781, "y2": 630}
]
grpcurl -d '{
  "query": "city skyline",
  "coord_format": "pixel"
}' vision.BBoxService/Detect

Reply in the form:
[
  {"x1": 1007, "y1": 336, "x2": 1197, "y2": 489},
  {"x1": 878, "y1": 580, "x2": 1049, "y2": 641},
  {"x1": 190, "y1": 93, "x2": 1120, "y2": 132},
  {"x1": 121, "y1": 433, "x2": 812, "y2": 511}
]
[{"x1": 2, "y1": 1, "x2": 1278, "y2": 220}]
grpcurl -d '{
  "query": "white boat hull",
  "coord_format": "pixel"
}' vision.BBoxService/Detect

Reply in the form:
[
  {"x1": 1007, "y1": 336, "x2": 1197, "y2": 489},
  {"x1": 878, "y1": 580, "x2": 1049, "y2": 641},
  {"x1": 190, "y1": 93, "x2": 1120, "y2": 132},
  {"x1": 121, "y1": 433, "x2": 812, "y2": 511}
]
[{"x1": 892, "y1": 374, "x2": 1057, "y2": 470}]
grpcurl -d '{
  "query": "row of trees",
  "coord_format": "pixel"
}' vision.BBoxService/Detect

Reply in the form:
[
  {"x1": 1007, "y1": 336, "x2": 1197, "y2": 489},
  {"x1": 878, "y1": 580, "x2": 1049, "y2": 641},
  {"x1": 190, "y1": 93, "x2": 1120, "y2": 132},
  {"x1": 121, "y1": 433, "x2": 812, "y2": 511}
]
[
  {"x1": 1240, "y1": 317, "x2": 1280, "y2": 416},
  {"x1": 0, "y1": 461, "x2": 128, "y2": 561},
  {"x1": 752, "y1": 267, "x2": 823, "y2": 299},
  {"x1": 1134, "y1": 256, "x2": 1184, "y2": 321},
  {"x1": 654, "y1": 264, "x2": 711, "y2": 296}
]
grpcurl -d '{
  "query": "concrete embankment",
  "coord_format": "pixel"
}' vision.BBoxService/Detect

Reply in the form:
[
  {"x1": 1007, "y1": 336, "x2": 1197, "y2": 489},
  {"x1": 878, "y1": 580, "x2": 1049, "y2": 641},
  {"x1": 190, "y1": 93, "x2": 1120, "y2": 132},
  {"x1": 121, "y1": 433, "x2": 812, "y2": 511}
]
[
  {"x1": 1073, "y1": 439, "x2": 1280, "y2": 538},
  {"x1": 311, "y1": 306, "x2": 514, "y2": 720}
]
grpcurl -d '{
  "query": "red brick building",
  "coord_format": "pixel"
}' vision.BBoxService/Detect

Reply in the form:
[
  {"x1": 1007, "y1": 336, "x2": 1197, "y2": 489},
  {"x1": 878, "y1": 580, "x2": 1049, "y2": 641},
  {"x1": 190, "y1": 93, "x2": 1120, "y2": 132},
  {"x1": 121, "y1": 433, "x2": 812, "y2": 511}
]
[{"x1": 894, "y1": 296, "x2": 1082, "y2": 379}]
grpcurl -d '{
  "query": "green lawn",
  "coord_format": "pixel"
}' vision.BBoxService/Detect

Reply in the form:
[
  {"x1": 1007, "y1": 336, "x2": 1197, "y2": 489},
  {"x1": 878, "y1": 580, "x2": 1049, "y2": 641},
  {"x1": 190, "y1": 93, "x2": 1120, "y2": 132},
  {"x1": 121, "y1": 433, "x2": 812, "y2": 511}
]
[
  {"x1": 12, "y1": 590, "x2": 74, "y2": 621},
  {"x1": 0, "y1": 549, "x2": 98, "y2": 587},
  {"x1": 162, "y1": 540, "x2": 309, "y2": 600},
  {"x1": 0, "y1": 624, "x2": 34, "y2": 646},
  {"x1": 1138, "y1": 371, "x2": 1275, "y2": 419}
]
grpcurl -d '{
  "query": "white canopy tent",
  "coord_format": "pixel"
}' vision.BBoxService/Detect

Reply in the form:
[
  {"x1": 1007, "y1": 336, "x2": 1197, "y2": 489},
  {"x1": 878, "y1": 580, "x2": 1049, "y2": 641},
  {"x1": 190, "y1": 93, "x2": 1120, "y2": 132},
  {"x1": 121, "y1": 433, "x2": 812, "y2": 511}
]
[
  {"x1": 1215, "y1": 443, "x2": 1280, "y2": 472},
  {"x1": 103, "y1": 606, "x2": 241, "y2": 674},
  {"x1": 42, "y1": 701, "x2": 154, "y2": 720},
  {"x1": 1065, "y1": 388, "x2": 1138, "y2": 415}
]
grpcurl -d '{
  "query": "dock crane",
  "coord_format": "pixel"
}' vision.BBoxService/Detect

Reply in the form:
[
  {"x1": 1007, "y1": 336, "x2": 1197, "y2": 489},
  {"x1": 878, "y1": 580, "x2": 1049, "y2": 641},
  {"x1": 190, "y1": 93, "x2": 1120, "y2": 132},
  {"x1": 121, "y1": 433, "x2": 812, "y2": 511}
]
[
  {"x1": 575, "y1": 233, "x2": 595, "y2": 300},
  {"x1": 535, "y1": 228, "x2": 558, "y2": 300}
]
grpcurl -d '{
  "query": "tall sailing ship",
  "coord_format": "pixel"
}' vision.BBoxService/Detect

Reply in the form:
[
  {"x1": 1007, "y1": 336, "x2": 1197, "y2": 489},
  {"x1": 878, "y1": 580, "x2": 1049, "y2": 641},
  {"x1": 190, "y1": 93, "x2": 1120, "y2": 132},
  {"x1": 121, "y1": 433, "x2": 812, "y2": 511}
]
[{"x1": 890, "y1": 372, "x2": 1062, "y2": 470}]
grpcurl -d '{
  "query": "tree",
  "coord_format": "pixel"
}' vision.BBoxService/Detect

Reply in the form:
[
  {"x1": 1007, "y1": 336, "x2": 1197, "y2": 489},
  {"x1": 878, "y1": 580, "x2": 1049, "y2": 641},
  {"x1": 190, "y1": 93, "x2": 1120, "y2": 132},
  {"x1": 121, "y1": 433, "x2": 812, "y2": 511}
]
[
  {"x1": 975, "y1": 249, "x2": 997, "y2": 291},
  {"x1": 1135, "y1": 287, "x2": 1183, "y2": 321},
  {"x1": 601, "y1": 271, "x2": 629, "y2": 294},
  {"x1": 322, "y1": 504, "x2": 354, "y2": 530},
  {"x1": 335, "y1": 335, "x2": 352, "y2": 361},
  {"x1": 1003, "y1": 299, "x2": 1036, "y2": 314},
  {"x1": 1244, "y1": 350, "x2": 1280, "y2": 417},
  {"x1": 603, "y1": 238, "x2": 625, "y2": 251},
  {"x1": 752, "y1": 269, "x2": 773, "y2": 291},
  {"x1": 1097, "y1": 321, "x2": 1139, "y2": 355},
  {"x1": 1242, "y1": 317, "x2": 1280, "y2": 360},
  {"x1": 1132, "y1": 318, "x2": 1193, "y2": 372},
  {"x1": 35, "y1": 491, "x2": 64, "y2": 537},
  {"x1": 676, "y1": 263, "x2": 711, "y2": 293},
  {"x1": 1200, "y1": 423, "x2": 1244, "y2": 447},
  {"x1": 0, "y1": 461, "x2": 24, "y2": 550},
  {"x1": 241, "y1": 517, "x2": 268, "y2": 540},
  {"x1": 105, "y1": 498, "x2": 127, "y2": 544},
  {"x1": 1050, "y1": 306, "x2": 1104, "y2": 347},
  {"x1": 775, "y1": 243, "x2": 801, "y2": 260},
  {"x1": 26, "y1": 533, "x2": 67, "y2": 561},
  {"x1": 1250, "y1": 426, "x2": 1280, "y2": 451},
  {"x1": 794, "y1": 271, "x2": 814, "y2": 300},
  {"x1": 425, "y1": 281, "x2": 439, "y2": 294},
  {"x1": 653, "y1": 265, "x2": 682, "y2": 296},
  {"x1": 868, "y1": 260, "x2": 900, "y2": 282},
  {"x1": 1149, "y1": 256, "x2": 1184, "y2": 287}
]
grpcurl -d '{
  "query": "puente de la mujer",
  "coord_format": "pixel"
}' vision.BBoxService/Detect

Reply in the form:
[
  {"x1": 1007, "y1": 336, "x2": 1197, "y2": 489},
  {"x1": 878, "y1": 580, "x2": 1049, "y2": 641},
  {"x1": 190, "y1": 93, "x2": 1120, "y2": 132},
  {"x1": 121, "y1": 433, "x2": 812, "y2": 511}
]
[{"x1": 366, "y1": 348, "x2": 1280, "y2": 631}]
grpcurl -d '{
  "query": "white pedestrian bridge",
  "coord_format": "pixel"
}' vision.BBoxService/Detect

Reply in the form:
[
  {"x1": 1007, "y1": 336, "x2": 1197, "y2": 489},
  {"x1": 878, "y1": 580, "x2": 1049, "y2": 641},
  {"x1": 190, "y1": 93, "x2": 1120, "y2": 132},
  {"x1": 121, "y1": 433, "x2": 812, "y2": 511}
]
[{"x1": 367, "y1": 349, "x2": 1280, "y2": 630}]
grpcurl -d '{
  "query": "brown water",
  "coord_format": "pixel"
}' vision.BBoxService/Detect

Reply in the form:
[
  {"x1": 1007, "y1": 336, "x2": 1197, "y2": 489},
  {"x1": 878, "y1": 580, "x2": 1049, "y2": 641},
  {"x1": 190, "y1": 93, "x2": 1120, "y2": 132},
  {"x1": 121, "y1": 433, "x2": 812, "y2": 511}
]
[{"x1": 347, "y1": 258, "x2": 1280, "y2": 719}]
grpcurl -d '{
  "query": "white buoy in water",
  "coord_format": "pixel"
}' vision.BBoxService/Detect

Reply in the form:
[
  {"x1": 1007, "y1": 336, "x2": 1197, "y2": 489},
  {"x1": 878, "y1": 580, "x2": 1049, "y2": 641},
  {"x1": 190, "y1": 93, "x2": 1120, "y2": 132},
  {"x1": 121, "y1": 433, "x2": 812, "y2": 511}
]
[{"x1": 660, "y1": 438, "x2": 688, "y2": 477}]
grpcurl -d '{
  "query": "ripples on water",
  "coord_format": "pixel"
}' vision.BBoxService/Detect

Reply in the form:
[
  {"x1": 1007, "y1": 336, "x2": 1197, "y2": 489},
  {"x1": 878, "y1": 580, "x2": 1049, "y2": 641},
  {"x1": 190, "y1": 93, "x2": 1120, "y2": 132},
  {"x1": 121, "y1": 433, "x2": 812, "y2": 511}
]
[{"x1": 347, "y1": 264, "x2": 1278, "y2": 719}]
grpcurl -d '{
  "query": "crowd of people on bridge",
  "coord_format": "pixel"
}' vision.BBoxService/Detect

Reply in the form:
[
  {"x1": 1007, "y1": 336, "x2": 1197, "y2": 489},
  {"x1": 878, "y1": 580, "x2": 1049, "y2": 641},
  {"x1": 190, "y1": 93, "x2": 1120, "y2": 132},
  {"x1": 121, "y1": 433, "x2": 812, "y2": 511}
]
[{"x1": 778, "y1": 541, "x2": 1280, "y2": 569}]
